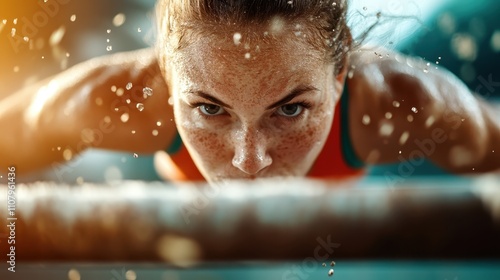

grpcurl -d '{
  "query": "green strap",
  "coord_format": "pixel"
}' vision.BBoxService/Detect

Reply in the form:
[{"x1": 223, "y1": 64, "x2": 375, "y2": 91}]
[
  {"x1": 166, "y1": 132, "x2": 183, "y2": 154},
  {"x1": 340, "y1": 84, "x2": 365, "y2": 168}
]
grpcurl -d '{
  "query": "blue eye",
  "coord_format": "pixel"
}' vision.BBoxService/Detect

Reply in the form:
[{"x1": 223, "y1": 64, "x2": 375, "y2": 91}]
[
  {"x1": 277, "y1": 104, "x2": 304, "y2": 117},
  {"x1": 199, "y1": 104, "x2": 225, "y2": 116}
]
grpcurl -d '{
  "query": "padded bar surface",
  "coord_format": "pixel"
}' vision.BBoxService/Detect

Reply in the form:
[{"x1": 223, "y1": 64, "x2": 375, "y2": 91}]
[{"x1": 1, "y1": 177, "x2": 499, "y2": 262}]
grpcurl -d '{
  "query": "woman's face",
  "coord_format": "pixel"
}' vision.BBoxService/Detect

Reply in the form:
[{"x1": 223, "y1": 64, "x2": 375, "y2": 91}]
[{"x1": 165, "y1": 25, "x2": 344, "y2": 182}]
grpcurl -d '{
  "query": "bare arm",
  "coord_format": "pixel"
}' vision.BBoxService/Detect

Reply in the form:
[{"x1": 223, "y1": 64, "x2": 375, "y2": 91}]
[
  {"x1": 347, "y1": 49, "x2": 500, "y2": 174},
  {"x1": 0, "y1": 48, "x2": 176, "y2": 174}
]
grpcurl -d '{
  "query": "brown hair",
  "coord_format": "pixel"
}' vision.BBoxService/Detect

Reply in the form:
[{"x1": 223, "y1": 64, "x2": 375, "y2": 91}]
[{"x1": 156, "y1": 0, "x2": 352, "y2": 75}]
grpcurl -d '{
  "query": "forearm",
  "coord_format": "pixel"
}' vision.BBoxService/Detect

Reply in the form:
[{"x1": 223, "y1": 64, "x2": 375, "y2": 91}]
[{"x1": 0, "y1": 48, "x2": 173, "y2": 174}]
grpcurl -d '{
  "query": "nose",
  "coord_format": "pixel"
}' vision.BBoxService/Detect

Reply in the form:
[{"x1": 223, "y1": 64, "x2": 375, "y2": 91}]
[{"x1": 231, "y1": 128, "x2": 272, "y2": 175}]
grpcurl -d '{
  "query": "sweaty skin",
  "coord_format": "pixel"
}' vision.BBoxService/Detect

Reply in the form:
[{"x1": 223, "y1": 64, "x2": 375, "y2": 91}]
[{"x1": 164, "y1": 28, "x2": 344, "y2": 182}]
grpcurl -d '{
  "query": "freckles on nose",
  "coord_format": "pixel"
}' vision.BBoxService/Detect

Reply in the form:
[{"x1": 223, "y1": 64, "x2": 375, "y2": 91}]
[{"x1": 231, "y1": 130, "x2": 273, "y2": 175}]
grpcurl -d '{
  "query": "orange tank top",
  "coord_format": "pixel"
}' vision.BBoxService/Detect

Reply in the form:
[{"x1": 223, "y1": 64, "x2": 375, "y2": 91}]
[{"x1": 163, "y1": 90, "x2": 365, "y2": 181}]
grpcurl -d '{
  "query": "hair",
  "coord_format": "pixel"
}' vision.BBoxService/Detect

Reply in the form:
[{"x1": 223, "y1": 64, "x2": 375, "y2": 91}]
[{"x1": 156, "y1": 0, "x2": 352, "y2": 75}]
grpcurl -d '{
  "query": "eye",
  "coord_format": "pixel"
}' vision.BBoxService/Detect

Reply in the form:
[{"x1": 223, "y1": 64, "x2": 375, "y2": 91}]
[
  {"x1": 276, "y1": 103, "x2": 304, "y2": 117},
  {"x1": 199, "y1": 104, "x2": 226, "y2": 116}
]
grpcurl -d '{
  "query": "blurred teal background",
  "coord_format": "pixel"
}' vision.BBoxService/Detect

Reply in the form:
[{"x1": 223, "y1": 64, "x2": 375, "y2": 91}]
[{"x1": 1, "y1": 0, "x2": 498, "y2": 183}]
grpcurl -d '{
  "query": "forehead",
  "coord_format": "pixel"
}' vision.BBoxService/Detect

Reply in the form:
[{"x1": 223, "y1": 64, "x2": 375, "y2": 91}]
[{"x1": 170, "y1": 25, "x2": 329, "y2": 98}]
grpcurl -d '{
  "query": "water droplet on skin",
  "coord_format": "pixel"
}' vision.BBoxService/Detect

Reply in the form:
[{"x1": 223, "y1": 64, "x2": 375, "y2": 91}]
[
  {"x1": 23, "y1": 36, "x2": 29, "y2": 42},
  {"x1": 120, "y1": 113, "x2": 129, "y2": 123},
  {"x1": 362, "y1": 114, "x2": 371, "y2": 125},
  {"x1": 244, "y1": 52, "x2": 251, "y2": 59},
  {"x1": 385, "y1": 112, "x2": 393, "y2": 119},
  {"x1": 399, "y1": 131, "x2": 410, "y2": 145},
  {"x1": 131, "y1": 130, "x2": 136, "y2": 134},
  {"x1": 106, "y1": 38, "x2": 110, "y2": 43},
  {"x1": 63, "y1": 149, "x2": 73, "y2": 161},
  {"x1": 126, "y1": 99, "x2": 131, "y2": 104},
  {"x1": 13, "y1": 18, "x2": 17, "y2": 25},
  {"x1": 111, "y1": 85, "x2": 117, "y2": 92},
  {"x1": 233, "y1": 32, "x2": 242, "y2": 45},
  {"x1": 407, "y1": 115, "x2": 414, "y2": 122},
  {"x1": 70, "y1": 14, "x2": 76, "y2": 22},
  {"x1": 328, "y1": 269, "x2": 334, "y2": 276},
  {"x1": 136, "y1": 103, "x2": 145, "y2": 111},
  {"x1": 379, "y1": 121, "x2": 394, "y2": 136},
  {"x1": 11, "y1": 28, "x2": 16, "y2": 37},
  {"x1": 116, "y1": 88, "x2": 124, "y2": 96},
  {"x1": 133, "y1": 153, "x2": 138, "y2": 158},
  {"x1": 152, "y1": 130, "x2": 159, "y2": 136},
  {"x1": 112, "y1": 13, "x2": 126, "y2": 27},
  {"x1": 168, "y1": 96, "x2": 174, "y2": 106},
  {"x1": 411, "y1": 107, "x2": 418, "y2": 113},
  {"x1": 57, "y1": 146, "x2": 61, "y2": 151},
  {"x1": 330, "y1": 261, "x2": 336, "y2": 267},
  {"x1": 126, "y1": 82, "x2": 133, "y2": 90},
  {"x1": 137, "y1": 27, "x2": 142, "y2": 32},
  {"x1": 107, "y1": 29, "x2": 111, "y2": 34},
  {"x1": 425, "y1": 116, "x2": 436, "y2": 128},
  {"x1": 392, "y1": 101, "x2": 400, "y2": 108},
  {"x1": 106, "y1": 45, "x2": 112, "y2": 51},
  {"x1": 399, "y1": 150, "x2": 402, "y2": 154},
  {"x1": 143, "y1": 87, "x2": 153, "y2": 97},
  {"x1": 156, "y1": 121, "x2": 162, "y2": 127}
]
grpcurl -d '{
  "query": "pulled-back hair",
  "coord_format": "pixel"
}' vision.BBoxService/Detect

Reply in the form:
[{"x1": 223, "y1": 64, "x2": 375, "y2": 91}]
[{"x1": 156, "y1": 0, "x2": 352, "y2": 75}]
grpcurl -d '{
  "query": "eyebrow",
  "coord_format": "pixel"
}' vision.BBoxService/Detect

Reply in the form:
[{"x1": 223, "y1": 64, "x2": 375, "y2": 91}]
[
  {"x1": 188, "y1": 85, "x2": 319, "y2": 110},
  {"x1": 265, "y1": 85, "x2": 319, "y2": 110},
  {"x1": 188, "y1": 91, "x2": 234, "y2": 109}
]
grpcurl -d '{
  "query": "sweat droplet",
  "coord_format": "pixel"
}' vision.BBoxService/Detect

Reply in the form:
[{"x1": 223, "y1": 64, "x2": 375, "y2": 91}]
[
  {"x1": 379, "y1": 121, "x2": 394, "y2": 137},
  {"x1": 120, "y1": 113, "x2": 129, "y2": 123},
  {"x1": 392, "y1": 101, "x2": 400, "y2": 108},
  {"x1": 70, "y1": 14, "x2": 76, "y2": 22},
  {"x1": 152, "y1": 130, "x2": 159, "y2": 136},
  {"x1": 133, "y1": 153, "x2": 138, "y2": 158},
  {"x1": 156, "y1": 121, "x2": 162, "y2": 126},
  {"x1": 126, "y1": 82, "x2": 133, "y2": 90},
  {"x1": 328, "y1": 269, "x2": 334, "y2": 276},
  {"x1": 136, "y1": 103, "x2": 145, "y2": 111},
  {"x1": 330, "y1": 261, "x2": 336, "y2": 267},
  {"x1": 399, "y1": 131, "x2": 410, "y2": 145},
  {"x1": 411, "y1": 107, "x2": 418, "y2": 113},
  {"x1": 385, "y1": 112, "x2": 393, "y2": 119},
  {"x1": 233, "y1": 32, "x2": 242, "y2": 45},
  {"x1": 362, "y1": 114, "x2": 371, "y2": 125},
  {"x1": 106, "y1": 45, "x2": 112, "y2": 51},
  {"x1": 143, "y1": 87, "x2": 153, "y2": 97},
  {"x1": 244, "y1": 52, "x2": 251, "y2": 59}
]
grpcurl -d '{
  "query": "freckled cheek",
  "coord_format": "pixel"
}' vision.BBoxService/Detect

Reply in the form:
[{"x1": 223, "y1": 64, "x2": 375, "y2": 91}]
[
  {"x1": 182, "y1": 127, "x2": 232, "y2": 164},
  {"x1": 272, "y1": 126, "x2": 325, "y2": 161}
]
